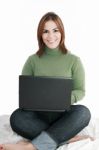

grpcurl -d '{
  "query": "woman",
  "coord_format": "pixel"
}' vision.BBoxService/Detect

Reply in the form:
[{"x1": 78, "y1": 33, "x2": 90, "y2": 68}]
[{"x1": 0, "y1": 12, "x2": 92, "y2": 150}]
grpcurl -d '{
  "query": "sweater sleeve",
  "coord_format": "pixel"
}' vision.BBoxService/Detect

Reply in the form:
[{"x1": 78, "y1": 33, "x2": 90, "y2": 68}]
[
  {"x1": 71, "y1": 57, "x2": 85, "y2": 104},
  {"x1": 21, "y1": 56, "x2": 34, "y2": 75}
]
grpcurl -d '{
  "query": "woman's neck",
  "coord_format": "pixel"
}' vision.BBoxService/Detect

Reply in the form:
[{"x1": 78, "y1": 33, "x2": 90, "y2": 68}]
[{"x1": 44, "y1": 46, "x2": 62, "y2": 56}]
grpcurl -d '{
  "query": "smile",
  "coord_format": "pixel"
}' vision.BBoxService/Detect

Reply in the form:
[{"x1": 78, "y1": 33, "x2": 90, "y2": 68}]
[{"x1": 47, "y1": 40, "x2": 57, "y2": 44}]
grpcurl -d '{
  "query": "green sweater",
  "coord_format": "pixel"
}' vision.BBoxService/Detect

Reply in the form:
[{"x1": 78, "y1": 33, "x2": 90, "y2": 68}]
[{"x1": 22, "y1": 47, "x2": 85, "y2": 104}]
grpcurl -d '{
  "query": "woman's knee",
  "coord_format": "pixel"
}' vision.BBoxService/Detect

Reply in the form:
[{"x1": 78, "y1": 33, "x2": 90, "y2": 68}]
[
  {"x1": 10, "y1": 108, "x2": 23, "y2": 130},
  {"x1": 10, "y1": 109, "x2": 37, "y2": 126},
  {"x1": 71, "y1": 105, "x2": 91, "y2": 125},
  {"x1": 10, "y1": 109, "x2": 41, "y2": 139},
  {"x1": 10, "y1": 109, "x2": 49, "y2": 139},
  {"x1": 76, "y1": 105, "x2": 91, "y2": 124}
]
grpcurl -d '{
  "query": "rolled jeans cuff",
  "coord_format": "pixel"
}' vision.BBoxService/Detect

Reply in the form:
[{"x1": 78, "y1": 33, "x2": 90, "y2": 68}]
[{"x1": 31, "y1": 131, "x2": 57, "y2": 150}]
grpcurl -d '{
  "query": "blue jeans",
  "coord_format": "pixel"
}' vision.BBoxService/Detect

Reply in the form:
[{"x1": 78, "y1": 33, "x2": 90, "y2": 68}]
[{"x1": 10, "y1": 105, "x2": 91, "y2": 149}]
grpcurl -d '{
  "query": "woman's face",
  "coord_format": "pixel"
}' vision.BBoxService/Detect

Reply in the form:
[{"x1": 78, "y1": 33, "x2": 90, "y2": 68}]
[{"x1": 42, "y1": 20, "x2": 61, "y2": 49}]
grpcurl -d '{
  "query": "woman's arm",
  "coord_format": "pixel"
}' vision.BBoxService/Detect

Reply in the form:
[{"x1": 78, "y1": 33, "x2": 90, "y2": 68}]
[
  {"x1": 21, "y1": 56, "x2": 34, "y2": 75},
  {"x1": 71, "y1": 57, "x2": 85, "y2": 104}
]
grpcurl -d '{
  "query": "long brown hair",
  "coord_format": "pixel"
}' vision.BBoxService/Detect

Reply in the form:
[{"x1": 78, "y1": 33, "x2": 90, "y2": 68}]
[{"x1": 36, "y1": 12, "x2": 68, "y2": 57}]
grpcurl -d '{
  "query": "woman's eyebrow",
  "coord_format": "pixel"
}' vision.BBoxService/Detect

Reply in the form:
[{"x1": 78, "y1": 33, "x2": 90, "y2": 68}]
[
  {"x1": 53, "y1": 27, "x2": 59, "y2": 30},
  {"x1": 43, "y1": 27, "x2": 59, "y2": 30}
]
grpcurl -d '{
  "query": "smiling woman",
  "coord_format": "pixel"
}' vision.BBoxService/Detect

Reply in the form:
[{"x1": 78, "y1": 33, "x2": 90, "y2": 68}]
[
  {"x1": 0, "y1": 12, "x2": 92, "y2": 150},
  {"x1": 36, "y1": 12, "x2": 67, "y2": 56}
]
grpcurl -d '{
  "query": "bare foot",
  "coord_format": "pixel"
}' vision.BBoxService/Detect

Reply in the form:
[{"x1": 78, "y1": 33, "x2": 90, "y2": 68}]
[
  {"x1": 68, "y1": 135, "x2": 95, "y2": 143},
  {"x1": 16, "y1": 140, "x2": 30, "y2": 145},
  {"x1": 0, "y1": 142, "x2": 37, "y2": 150}
]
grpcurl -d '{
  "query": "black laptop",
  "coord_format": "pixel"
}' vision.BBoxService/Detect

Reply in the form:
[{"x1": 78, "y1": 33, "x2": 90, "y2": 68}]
[{"x1": 19, "y1": 75, "x2": 73, "y2": 112}]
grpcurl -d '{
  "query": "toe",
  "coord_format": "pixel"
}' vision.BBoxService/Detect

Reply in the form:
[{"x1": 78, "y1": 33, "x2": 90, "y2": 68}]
[{"x1": 0, "y1": 145, "x2": 3, "y2": 150}]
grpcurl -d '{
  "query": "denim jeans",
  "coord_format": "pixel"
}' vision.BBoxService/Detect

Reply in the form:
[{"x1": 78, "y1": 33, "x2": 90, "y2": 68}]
[{"x1": 10, "y1": 105, "x2": 91, "y2": 149}]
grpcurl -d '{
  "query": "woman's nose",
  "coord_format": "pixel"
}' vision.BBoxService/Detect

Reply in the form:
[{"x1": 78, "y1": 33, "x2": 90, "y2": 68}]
[{"x1": 48, "y1": 32, "x2": 54, "y2": 38}]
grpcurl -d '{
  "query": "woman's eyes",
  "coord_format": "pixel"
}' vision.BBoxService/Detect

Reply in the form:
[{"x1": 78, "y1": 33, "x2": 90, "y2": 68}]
[
  {"x1": 43, "y1": 30, "x2": 49, "y2": 33},
  {"x1": 43, "y1": 29, "x2": 59, "y2": 33},
  {"x1": 53, "y1": 29, "x2": 59, "y2": 32}
]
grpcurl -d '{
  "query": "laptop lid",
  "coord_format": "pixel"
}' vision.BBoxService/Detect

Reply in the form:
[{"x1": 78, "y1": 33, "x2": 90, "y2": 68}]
[{"x1": 19, "y1": 75, "x2": 73, "y2": 112}]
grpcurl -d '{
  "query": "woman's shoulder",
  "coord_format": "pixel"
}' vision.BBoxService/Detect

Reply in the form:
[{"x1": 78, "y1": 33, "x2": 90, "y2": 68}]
[
  {"x1": 65, "y1": 51, "x2": 83, "y2": 67},
  {"x1": 66, "y1": 51, "x2": 80, "y2": 60},
  {"x1": 27, "y1": 53, "x2": 39, "y2": 61}
]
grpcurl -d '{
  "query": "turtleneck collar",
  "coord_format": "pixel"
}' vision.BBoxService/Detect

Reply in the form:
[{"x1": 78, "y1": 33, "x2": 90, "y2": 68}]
[{"x1": 44, "y1": 46, "x2": 62, "y2": 56}]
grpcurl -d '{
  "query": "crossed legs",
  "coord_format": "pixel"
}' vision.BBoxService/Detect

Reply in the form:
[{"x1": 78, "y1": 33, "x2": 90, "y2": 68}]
[{"x1": 0, "y1": 105, "x2": 92, "y2": 150}]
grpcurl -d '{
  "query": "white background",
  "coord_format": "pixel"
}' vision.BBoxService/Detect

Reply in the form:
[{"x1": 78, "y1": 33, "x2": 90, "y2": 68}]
[{"x1": 0, "y1": 0, "x2": 99, "y2": 118}]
